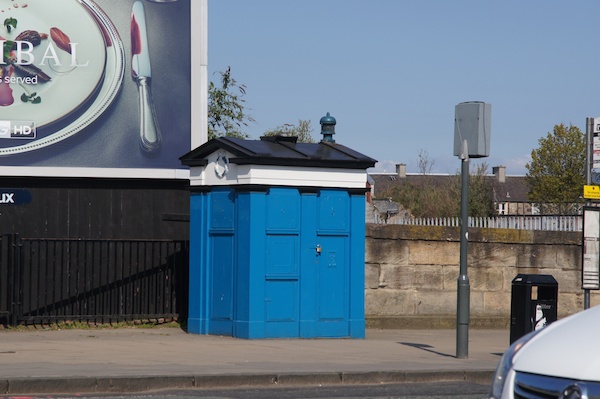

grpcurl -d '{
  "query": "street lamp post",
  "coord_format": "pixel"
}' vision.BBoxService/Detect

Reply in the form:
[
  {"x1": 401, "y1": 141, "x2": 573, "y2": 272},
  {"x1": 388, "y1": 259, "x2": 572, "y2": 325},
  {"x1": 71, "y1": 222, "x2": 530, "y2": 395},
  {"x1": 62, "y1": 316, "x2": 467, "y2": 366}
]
[
  {"x1": 453, "y1": 102, "x2": 491, "y2": 359},
  {"x1": 456, "y1": 140, "x2": 470, "y2": 359}
]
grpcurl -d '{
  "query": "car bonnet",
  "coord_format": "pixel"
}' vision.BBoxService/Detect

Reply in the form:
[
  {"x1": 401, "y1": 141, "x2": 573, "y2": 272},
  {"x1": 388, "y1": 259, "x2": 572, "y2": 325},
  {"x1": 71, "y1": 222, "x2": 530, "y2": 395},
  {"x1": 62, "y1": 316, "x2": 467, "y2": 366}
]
[{"x1": 512, "y1": 305, "x2": 600, "y2": 382}]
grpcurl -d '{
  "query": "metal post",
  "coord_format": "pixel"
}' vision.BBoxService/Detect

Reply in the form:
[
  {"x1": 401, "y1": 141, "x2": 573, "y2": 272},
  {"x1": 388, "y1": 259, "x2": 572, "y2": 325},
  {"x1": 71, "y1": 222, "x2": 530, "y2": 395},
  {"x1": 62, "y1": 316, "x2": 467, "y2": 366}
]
[{"x1": 457, "y1": 144, "x2": 470, "y2": 359}]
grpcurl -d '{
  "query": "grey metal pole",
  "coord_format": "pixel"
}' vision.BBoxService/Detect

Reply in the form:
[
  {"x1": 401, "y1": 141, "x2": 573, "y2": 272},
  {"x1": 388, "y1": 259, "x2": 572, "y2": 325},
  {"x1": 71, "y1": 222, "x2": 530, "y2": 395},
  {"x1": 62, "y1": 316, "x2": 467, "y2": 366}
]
[
  {"x1": 456, "y1": 154, "x2": 470, "y2": 359},
  {"x1": 584, "y1": 117, "x2": 592, "y2": 310}
]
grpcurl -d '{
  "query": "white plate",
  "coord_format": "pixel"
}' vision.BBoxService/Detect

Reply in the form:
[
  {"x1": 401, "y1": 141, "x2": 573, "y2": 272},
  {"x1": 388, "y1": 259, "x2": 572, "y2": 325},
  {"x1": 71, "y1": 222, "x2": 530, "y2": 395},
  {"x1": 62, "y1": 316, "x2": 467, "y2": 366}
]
[{"x1": 0, "y1": 0, "x2": 124, "y2": 155}]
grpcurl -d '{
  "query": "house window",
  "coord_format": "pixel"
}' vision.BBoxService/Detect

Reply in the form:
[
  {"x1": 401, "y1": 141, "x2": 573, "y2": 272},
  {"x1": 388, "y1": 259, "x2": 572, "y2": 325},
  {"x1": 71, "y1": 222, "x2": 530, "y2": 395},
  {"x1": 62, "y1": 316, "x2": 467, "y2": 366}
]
[{"x1": 498, "y1": 203, "x2": 507, "y2": 215}]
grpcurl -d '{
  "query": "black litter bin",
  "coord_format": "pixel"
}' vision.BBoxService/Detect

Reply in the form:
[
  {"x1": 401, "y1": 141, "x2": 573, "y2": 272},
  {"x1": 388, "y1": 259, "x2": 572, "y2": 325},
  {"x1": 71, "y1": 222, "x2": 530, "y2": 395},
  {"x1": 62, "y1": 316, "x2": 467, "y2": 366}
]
[{"x1": 509, "y1": 274, "x2": 558, "y2": 344}]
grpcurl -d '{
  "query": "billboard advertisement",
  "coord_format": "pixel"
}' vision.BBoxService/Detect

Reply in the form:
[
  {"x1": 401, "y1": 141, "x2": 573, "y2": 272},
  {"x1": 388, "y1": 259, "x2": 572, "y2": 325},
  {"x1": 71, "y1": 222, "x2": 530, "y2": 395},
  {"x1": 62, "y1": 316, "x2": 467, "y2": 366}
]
[{"x1": 0, "y1": 0, "x2": 201, "y2": 178}]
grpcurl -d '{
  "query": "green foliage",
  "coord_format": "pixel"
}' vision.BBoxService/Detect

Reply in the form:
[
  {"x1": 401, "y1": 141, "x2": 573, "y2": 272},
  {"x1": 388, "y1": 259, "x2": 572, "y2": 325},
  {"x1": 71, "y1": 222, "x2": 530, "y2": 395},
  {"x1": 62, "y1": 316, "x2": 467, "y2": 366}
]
[
  {"x1": 262, "y1": 119, "x2": 316, "y2": 143},
  {"x1": 467, "y1": 162, "x2": 495, "y2": 217},
  {"x1": 526, "y1": 123, "x2": 585, "y2": 214},
  {"x1": 207, "y1": 67, "x2": 254, "y2": 140},
  {"x1": 386, "y1": 150, "x2": 458, "y2": 218},
  {"x1": 388, "y1": 175, "x2": 460, "y2": 218},
  {"x1": 207, "y1": 68, "x2": 314, "y2": 143}
]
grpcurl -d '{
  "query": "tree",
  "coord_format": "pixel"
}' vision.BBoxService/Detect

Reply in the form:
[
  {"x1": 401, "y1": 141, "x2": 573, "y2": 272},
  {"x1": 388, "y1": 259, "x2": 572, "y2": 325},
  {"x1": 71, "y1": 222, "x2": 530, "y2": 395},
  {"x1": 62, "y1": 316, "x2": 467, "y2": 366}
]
[
  {"x1": 526, "y1": 123, "x2": 585, "y2": 215},
  {"x1": 417, "y1": 149, "x2": 434, "y2": 174},
  {"x1": 383, "y1": 150, "x2": 458, "y2": 218},
  {"x1": 262, "y1": 120, "x2": 316, "y2": 143},
  {"x1": 207, "y1": 67, "x2": 254, "y2": 140},
  {"x1": 382, "y1": 151, "x2": 494, "y2": 218},
  {"x1": 389, "y1": 179, "x2": 459, "y2": 218},
  {"x1": 467, "y1": 162, "x2": 495, "y2": 217}
]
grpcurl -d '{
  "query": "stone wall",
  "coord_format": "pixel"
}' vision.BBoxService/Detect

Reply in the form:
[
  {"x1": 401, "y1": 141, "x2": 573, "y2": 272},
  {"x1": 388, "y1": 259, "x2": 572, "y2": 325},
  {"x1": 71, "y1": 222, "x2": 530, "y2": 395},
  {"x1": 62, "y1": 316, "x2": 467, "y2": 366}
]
[{"x1": 365, "y1": 224, "x2": 599, "y2": 329}]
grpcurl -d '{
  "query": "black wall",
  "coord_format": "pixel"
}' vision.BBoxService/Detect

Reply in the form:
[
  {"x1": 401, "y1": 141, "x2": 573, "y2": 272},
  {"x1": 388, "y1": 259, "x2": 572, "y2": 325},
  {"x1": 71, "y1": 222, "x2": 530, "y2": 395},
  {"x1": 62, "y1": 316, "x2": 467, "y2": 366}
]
[{"x1": 0, "y1": 178, "x2": 190, "y2": 240}]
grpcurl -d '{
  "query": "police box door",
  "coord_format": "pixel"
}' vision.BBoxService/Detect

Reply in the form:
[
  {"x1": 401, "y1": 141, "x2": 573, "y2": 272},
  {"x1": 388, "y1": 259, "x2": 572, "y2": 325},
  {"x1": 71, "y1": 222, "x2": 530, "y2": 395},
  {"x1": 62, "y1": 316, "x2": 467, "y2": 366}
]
[
  {"x1": 264, "y1": 188, "x2": 351, "y2": 338},
  {"x1": 300, "y1": 189, "x2": 350, "y2": 338}
]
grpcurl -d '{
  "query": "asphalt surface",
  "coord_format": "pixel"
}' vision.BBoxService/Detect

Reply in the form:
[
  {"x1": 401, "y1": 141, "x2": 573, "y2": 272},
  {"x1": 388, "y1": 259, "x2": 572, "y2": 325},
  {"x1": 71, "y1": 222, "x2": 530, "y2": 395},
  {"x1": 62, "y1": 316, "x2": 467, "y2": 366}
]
[{"x1": 0, "y1": 327, "x2": 509, "y2": 395}]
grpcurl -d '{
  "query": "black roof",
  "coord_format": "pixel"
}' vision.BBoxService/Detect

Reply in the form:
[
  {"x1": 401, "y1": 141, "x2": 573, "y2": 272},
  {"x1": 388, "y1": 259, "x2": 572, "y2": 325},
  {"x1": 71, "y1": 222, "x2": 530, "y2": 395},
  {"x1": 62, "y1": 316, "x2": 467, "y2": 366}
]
[
  {"x1": 490, "y1": 176, "x2": 530, "y2": 202},
  {"x1": 180, "y1": 136, "x2": 377, "y2": 169}
]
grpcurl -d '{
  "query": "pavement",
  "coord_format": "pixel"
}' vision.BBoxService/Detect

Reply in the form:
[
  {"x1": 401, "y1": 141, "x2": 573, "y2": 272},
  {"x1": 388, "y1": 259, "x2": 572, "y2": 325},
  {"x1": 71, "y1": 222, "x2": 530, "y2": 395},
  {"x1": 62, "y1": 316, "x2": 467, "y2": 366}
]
[{"x1": 0, "y1": 327, "x2": 509, "y2": 395}]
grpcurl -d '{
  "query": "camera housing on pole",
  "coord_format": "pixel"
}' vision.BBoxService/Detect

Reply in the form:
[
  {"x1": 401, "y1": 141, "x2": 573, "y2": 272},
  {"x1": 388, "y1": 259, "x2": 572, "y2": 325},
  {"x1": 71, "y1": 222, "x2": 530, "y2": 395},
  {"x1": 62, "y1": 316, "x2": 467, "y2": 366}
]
[{"x1": 454, "y1": 101, "x2": 491, "y2": 159}]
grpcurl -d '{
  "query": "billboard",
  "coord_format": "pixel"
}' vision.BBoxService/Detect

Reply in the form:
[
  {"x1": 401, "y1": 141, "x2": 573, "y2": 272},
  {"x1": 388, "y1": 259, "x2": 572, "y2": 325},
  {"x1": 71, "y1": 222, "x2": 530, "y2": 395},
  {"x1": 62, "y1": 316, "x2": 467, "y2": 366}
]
[{"x1": 0, "y1": 0, "x2": 202, "y2": 178}]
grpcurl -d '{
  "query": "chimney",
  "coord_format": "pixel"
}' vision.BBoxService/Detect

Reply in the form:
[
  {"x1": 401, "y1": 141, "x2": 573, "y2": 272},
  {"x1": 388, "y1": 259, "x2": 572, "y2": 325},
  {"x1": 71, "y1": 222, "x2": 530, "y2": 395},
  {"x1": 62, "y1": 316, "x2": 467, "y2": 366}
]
[
  {"x1": 493, "y1": 166, "x2": 506, "y2": 183},
  {"x1": 396, "y1": 163, "x2": 407, "y2": 179}
]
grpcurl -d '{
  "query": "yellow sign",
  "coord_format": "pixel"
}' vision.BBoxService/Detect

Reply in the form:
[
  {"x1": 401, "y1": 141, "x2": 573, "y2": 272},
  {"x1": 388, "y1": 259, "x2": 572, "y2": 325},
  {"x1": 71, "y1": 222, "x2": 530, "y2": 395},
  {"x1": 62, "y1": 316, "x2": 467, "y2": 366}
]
[{"x1": 584, "y1": 185, "x2": 600, "y2": 199}]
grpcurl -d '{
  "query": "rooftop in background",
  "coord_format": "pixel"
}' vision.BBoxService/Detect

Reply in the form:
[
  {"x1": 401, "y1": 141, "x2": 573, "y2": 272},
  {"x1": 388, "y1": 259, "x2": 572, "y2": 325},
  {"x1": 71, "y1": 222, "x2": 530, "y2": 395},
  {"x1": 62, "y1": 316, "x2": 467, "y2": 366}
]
[{"x1": 369, "y1": 164, "x2": 530, "y2": 203}]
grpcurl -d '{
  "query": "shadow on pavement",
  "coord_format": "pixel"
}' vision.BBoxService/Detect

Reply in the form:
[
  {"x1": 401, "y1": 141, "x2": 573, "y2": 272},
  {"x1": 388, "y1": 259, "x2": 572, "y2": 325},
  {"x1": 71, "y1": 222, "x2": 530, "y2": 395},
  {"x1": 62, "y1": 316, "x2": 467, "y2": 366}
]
[{"x1": 398, "y1": 342, "x2": 455, "y2": 358}]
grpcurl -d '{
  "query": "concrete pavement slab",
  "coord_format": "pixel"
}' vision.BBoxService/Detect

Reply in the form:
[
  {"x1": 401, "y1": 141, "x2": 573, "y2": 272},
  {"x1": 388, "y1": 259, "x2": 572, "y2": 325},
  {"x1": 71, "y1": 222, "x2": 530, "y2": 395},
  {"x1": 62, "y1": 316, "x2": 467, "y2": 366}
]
[{"x1": 0, "y1": 327, "x2": 509, "y2": 394}]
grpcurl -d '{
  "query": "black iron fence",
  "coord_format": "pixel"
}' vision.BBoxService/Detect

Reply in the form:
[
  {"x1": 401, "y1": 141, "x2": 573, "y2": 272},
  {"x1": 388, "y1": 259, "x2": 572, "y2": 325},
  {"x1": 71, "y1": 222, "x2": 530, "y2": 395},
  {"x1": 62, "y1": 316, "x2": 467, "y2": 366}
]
[{"x1": 0, "y1": 234, "x2": 189, "y2": 326}]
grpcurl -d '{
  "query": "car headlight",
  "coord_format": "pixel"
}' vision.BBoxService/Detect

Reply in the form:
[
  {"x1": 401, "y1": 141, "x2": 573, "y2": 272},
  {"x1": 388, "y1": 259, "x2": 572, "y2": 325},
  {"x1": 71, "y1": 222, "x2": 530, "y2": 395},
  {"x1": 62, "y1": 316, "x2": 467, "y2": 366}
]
[{"x1": 488, "y1": 329, "x2": 544, "y2": 399}]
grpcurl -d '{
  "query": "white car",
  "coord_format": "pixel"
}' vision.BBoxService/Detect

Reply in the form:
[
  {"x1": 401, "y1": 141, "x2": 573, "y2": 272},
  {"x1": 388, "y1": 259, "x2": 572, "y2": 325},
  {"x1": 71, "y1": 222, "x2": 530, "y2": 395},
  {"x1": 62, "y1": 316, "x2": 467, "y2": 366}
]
[{"x1": 489, "y1": 304, "x2": 600, "y2": 399}]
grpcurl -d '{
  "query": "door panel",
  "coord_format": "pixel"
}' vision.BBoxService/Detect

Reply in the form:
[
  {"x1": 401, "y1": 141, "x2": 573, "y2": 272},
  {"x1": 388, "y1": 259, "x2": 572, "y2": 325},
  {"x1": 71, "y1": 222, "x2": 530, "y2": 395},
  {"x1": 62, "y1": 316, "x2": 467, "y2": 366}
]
[
  {"x1": 209, "y1": 234, "x2": 234, "y2": 335},
  {"x1": 265, "y1": 234, "x2": 299, "y2": 336},
  {"x1": 317, "y1": 235, "x2": 346, "y2": 321},
  {"x1": 299, "y1": 190, "x2": 350, "y2": 337},
  {"x1": 264, "y1": 189, "x2": 301, "y2": 337},
  {"x1": 265, "y1": 280, "x2": 298, "y2": 322},
  {"x1": 207, "y1": 189, "x2": 235, "y2": 335},
  {"x1": 266, "y1": 235, "x2": 298, "y2": 275},
  {"x1": 318, "y1": 191, "x2": 348, "y2": 232},
  {"x1": 261, "y1": 188, "x2": 352, "y2": 338}
]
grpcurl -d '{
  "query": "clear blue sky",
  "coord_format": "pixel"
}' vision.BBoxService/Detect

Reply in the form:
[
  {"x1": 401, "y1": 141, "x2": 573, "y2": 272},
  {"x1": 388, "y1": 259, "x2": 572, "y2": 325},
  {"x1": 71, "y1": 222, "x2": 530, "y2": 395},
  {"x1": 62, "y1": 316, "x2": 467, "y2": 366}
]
[{"x1": 208, "y1": 1, "x2": 600, "y2": 176}]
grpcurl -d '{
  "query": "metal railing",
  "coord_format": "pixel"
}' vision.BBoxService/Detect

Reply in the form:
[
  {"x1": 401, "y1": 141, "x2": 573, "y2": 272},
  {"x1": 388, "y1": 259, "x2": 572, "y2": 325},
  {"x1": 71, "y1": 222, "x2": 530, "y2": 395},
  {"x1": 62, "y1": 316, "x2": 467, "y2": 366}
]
[
  {"x1": 372, "y1": 215, "x2": 583, "y2": 232},
  {"x1": 1, "y1": 235, "x2": 189, "y2": 326}
]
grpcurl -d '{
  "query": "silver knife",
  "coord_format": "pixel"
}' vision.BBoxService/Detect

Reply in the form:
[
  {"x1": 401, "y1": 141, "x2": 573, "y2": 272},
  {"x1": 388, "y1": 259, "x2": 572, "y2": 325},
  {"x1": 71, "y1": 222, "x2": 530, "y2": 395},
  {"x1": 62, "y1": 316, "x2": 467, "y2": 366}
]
[{"x1": 131, "y1": 0, "x2": 161, "y2": 153}]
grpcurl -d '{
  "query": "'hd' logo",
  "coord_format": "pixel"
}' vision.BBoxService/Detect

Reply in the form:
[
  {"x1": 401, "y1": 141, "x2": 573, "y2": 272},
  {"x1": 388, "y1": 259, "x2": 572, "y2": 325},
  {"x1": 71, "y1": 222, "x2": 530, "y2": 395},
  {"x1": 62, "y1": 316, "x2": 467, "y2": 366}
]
[{"x1": 0, "y1": 120, "x2": 36, "y2": 139}]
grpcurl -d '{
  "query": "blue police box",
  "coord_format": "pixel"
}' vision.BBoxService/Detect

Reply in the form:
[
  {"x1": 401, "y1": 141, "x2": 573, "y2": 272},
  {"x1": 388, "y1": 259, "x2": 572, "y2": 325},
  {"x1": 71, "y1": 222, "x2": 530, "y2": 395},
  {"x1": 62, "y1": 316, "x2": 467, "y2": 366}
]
[{"x1": 180, "y1": 114, "x2": 376, "y2": 339}]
